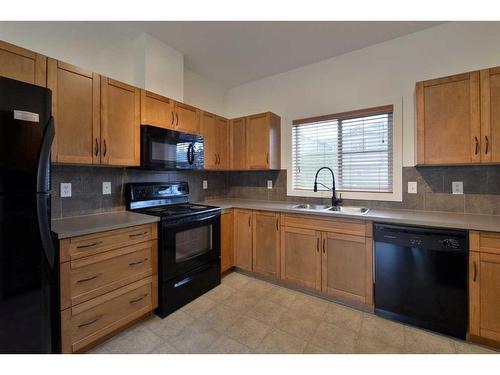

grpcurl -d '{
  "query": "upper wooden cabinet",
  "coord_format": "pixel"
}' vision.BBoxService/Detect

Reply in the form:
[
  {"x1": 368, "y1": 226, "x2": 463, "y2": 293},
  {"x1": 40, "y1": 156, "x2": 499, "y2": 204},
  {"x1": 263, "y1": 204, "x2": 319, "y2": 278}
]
[
  {"x1": 140, "y1": 90, "x2": 174, "y2": 129},
  {"x1": 416, "y1": 72, "x2": 481, "y2": 165},
  {"x1": 480, "y1": 67, "x2": 500, "y2": 163},
  {"x1": 201, "y1": 111, "x2": 229, "y2": 169},
  {"x1": 101, "y1": 78, "x2": 140, "y2": 166},
  {"x1": 0, "y1": 40, "x2": 46, "y2": 87},
  {"x1": 215, "y1": 116, "x2": 230, "y2": 169},
  {"x1": 252, "y1": 211, "x2": 280, "y2": 278},
  {"x1": 48, "y1": 59, "x2": 100, "y2": 164},
  {"x1": 174, "y1": 101, "x2": 200, "y2": 134},
  {"x1": 230, "y1": 117, "x2": 247, "y2": 169}
]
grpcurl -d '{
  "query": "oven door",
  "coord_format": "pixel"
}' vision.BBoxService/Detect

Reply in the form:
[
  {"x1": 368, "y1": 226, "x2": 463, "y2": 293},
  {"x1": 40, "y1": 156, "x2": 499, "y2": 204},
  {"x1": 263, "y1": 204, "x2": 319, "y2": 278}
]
[
  {"x1": 160, "y1": 212, "x2": 220, "y2": 281},
  {"x1": 141, "y1": 125, "x2": 204, "y2": 170}
]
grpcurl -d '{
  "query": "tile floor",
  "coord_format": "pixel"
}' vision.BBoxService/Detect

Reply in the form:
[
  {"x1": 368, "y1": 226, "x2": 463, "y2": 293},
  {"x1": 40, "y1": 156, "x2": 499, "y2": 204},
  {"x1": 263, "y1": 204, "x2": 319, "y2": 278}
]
[{"x1": 88, "y1": 272, "x2": 497, "y2": 354}]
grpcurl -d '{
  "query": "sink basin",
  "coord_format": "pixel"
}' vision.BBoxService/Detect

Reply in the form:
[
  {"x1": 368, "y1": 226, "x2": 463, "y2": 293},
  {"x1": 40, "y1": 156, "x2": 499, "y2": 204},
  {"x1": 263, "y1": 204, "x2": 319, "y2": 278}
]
[
  {"x1": 327, "y1": 206, "x2": 370, "y2": 215},
  {"x1": 292, "y1": 204, "x2": 330, "y2": 210}
]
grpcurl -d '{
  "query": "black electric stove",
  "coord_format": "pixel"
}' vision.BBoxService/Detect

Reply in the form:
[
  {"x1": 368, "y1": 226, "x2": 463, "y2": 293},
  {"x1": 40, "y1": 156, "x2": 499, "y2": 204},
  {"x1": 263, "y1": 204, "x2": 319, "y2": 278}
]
[{"x1": 126, "y1": 182, "x2": 221, "y2": 318}]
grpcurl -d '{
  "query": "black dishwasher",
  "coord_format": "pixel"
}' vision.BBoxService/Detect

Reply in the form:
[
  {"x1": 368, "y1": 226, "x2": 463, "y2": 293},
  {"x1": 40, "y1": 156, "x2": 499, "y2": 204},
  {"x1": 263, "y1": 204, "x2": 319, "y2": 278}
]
[{"x1": 374, "y1": 223, "x2": 468, "y2": 339}]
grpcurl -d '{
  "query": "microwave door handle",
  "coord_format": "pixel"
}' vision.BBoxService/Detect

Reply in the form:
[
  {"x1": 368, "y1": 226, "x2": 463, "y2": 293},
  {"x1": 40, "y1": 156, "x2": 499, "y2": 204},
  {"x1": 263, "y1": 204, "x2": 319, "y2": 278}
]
[{"x1": 187, "y1": 143, "x2": 194, "y2": 165}]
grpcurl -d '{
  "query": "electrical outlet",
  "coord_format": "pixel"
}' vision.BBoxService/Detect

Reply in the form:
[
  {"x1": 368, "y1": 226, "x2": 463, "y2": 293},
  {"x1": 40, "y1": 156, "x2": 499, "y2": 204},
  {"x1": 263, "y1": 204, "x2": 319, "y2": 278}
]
[
  {"x1": 60, "y1": 183, "x2": 72, "y2": 198},
  {"x1": 267, "y1": 180, "x2": 273, "y2": 189},
  {"x1": 407, "y1": 181, "x2": 417, "y2": 194},
  {"x1": 203, "y1": 180, "x2": 208, "y2": 190},
  {"x1": 102, "y1": 182, "x2": 111, "y2": 195},
  {"x1": 452, "y1": 181, "x2": 464, "y2": 195}
]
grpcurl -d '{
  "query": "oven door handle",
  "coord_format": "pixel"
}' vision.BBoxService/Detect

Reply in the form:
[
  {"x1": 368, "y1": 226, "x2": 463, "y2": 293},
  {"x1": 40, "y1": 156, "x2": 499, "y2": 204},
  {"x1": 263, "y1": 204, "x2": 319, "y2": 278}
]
[{"x1": 164, "y1": 213, "x2": 220, "y2": 228}]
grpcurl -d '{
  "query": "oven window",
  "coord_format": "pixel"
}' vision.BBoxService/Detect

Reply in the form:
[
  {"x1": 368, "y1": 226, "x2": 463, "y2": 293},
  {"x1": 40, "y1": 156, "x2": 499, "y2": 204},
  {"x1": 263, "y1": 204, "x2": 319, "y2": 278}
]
[{"x1": 176, "y1": 224, "x2": 213, "y2": 262}]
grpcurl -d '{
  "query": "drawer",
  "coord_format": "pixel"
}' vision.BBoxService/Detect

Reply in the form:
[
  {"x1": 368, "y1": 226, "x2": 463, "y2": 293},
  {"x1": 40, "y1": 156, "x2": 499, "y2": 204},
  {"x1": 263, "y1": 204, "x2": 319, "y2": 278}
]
[
  {"x1": 282, "y1": 213, "x2": 367, "y2": 237},
  {"x1": 60, "y1": 241, "x2": 157, "y2": 309},
  {"x1": 60, "y1": 223, "x2": 157, "y2": 262},
  {"x1": 470, "y1": 231, "x2": 500, "y2": 255},
  {"x1": 61, "y1": 277, "x2": 154, "y2": 353}
]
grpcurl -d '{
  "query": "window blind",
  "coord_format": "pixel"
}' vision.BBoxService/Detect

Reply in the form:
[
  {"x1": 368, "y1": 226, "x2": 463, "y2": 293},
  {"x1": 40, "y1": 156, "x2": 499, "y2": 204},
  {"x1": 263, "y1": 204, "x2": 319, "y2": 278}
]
[{"x1": 292, "y1": 107, "x2": 393, "y2": 193}]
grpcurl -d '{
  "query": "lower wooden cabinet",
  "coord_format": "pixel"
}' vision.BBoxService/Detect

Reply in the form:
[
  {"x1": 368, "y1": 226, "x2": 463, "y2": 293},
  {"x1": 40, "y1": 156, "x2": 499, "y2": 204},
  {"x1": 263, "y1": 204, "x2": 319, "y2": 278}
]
[
  {"x1": 252, "y1": 211, "x2": 280, "y2": 277},
  {"x1": 234, "y1": 209, "x2": 253, "y2": 271},
  {"x1": 221, "y1": 210, "x2": 234, "y2": 272},
  {"x1": 280, "y1": 226, "x2": 321, "y2": 290}
]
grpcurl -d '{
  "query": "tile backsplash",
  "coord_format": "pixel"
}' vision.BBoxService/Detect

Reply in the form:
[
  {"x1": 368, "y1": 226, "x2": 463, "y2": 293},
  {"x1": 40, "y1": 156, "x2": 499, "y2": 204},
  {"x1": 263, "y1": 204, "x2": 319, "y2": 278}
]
[{"x1": 51, "y1": 164, "x2": 500, "y2": 219}]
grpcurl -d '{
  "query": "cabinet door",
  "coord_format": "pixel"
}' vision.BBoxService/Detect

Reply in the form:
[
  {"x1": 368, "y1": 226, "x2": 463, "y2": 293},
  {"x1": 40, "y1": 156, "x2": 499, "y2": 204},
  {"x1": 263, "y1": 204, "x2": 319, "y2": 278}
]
[
  {"x1": 480, "y1": 67, "x2": 500, "y2": 163},
  {"x1": 281, "y1": 226, "x2": 321, "y2": 290},
  {"x1": 0, "y1": 40, "x2": 46, "y2": 87},
  {"x1": 234, "y1": 209, "x2": 253, "y2": 271},
  {"x1": 200, "y1": 111, "x2": 218, "y2": 169},
  {"x1": 230, "y1": 117, "x2": 247, "y2": 169},
  {"x1": 215, "y1": 116, "x2": 229, "y2": 169},
  {"x1": 174, "y1": 102, "x2": 200, "y2": 134},
  {"x1": 469, "y1": 251, "x2": 500, "y2": 343},
  {"x1": 246, "y1": 113, "x2": 270, "y2": 169},
  {"x1": 48, "y1": 59, "x2": 100, "y2": 164},
  {"x1": 140, "y1": 90, "x2": 174, "y2": 129},
  {"x1": 321, "y1": 232, "x2": 373, "y2": 305},
  {"x1": 252, "y1": 211, "x2": 280, "y2": 278},
  {"x1": 221, "y1": 210, "x2": 234, "y2": 273},
  {"x1": 101, "y1": 78, "x2": 140, "y2": 166},
  {"x1": 416, "y1": 72, "x2": 480, "y2": 165}
]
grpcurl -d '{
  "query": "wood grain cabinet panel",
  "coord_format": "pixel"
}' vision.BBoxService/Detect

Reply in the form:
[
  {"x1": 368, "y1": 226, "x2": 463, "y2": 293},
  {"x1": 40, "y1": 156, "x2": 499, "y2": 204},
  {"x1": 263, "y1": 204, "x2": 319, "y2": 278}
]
[
  {"x1": 233, "y1": 209, "x2": 253, "y2": 271},
  {"x1": 140, "y1": 90, "x2": 174, "y2": 129},
  {"x1": 221, "y1": 210, "x2": 234, "y2": 272},
  {"x1": 48, "y1": 59, "x2": 100, "y2": 164},
  {"x1": 101, "y1": 78, "x2": 140, "y2": 166},
  {"x1": 215, "y1": 116, "x2": 229, "y2": 169},
  {"x1": 201, "y1": 111, "x2": 218, "y2": 169},
  {"x1": 252, "y1": 211, "x2": 280, "y2": 277},
  {"x1": 245, "y1": 112, "x2": 281, "y2": 169},
  {"x1": 416, "y1": 72, "x2": 481, "y2": 165},
  {"x1": 480, "y1": 67, "x2": 500, "y2": 163},
  {"x1": 0, "y1": 40, "x2": 46, "y2": 86},
  {"x1": 230, "y1": 117, "x2": 247, "y2": 169},
  {"x1": 280, "y1": 226, "x2": 321, "y2": 290},
  {"x1": 174, "y1": 101, "x2": 200, "y2": 134}
]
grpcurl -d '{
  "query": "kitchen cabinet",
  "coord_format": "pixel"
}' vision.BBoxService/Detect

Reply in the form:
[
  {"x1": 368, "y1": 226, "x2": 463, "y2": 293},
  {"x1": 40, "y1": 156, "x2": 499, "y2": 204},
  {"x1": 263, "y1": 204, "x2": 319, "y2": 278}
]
[
  {"x1": 221, "y1": 210, "x2": 234, "y2": 272},
  {"x1": 215, "y1": 116, "x2": 230, "y2": 168},
  {"x1": 230, "y1": 117, "x2": 247, "y2": 169},
  {"x1": 252, "y1": 211, "x2": 280, "y2": 277},
  {"x1": 174, "y1": 101, "x2": 200, "y2": 135},
  {"x1": 281, "y1": 226, "x2": 321, "y2": 290},
  {"x1": 246, "y1": 112, "x2": 281, "y2": 169},
  {"x1": 233, "y1": 209, "x2": 253, "y2": 271},
  {"x1": 201, "y1": 112, "x2": 229, "y2": 169},
  {"x1": 0, "y1": 40, "x2": 46, "y2": 87},
  {"x1": 416, "y1": 71, "x2": 481, "y2": 165},
  {"x1": 140, "y1": 90, "x2": 175, "y2": 129},
  {"x1": 101, "y1": 77, "x2": 141, "y2": 166},
  {"x1": 480, "y1": 67, "x2": 500, "y2": 163},
  {"x1": 321, "y1": 232, "x2": 373, "y2": 305},
  {"x1": 469, "y1": 231, "x2": 500, "y2": 347},
  {"x1": 48, "y1": 59, "x2": 100, "y2": 164}
]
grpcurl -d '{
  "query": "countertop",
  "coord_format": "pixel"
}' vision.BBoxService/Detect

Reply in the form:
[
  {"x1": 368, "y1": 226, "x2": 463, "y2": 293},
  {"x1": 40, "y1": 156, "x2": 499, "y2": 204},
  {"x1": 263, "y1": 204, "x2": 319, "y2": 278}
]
[
  {"x1": 51, "y1": 211, "x2": 160, "y2": 239},
  {"x1": 202, "y1": 198, "x2": 500, "y2": 232}
]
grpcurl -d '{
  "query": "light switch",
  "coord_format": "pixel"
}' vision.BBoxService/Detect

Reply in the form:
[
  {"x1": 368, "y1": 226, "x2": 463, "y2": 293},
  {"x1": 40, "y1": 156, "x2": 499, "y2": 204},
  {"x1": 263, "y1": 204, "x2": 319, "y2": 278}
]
[
  {"x1": 267, "y1": 180, "x2": 273, "y2": 189},
  {"x1": 203, "y1": 180, "x2": 208, "y2": 190},
  {"x1": 60, "y1": 183, "x2": 72, "y2": 198},
  {"x1": 452, "y1": 181, "x2": 463, "y2": 195},
  {"x1": 102, "y1": 182, "x2": 111, "y2": 195},
  {"x1": 407, "y1": 181, "x2": 417, "y2": 194}
]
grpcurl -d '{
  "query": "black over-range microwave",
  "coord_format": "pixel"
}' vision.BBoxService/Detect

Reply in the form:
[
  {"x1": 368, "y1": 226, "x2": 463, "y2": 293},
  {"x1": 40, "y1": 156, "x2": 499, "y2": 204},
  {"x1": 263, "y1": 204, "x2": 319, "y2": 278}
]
[{"x1": 141, "y1": 125, "x2": 204, "y2": 170}]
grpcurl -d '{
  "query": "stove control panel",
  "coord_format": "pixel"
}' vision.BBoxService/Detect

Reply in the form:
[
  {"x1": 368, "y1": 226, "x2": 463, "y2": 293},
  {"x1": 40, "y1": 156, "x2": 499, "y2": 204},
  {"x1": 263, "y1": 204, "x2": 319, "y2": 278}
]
[{"x1": 126, "y1": 182, "x2": 190, "y2": 209}]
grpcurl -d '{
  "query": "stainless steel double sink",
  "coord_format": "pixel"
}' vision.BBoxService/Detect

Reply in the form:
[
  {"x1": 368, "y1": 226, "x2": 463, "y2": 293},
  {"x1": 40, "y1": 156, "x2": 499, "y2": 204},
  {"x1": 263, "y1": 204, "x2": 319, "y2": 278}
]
[{"x1": 292, "y1": 203, "x2": 370, "y2": 215}]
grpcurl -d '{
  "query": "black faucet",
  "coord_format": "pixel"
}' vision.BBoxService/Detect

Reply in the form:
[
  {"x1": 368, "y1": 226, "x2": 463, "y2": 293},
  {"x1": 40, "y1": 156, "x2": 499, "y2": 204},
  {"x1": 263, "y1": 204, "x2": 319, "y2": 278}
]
[{"x1": 313, "y1": 167, "x2": 343, "y2": 207}]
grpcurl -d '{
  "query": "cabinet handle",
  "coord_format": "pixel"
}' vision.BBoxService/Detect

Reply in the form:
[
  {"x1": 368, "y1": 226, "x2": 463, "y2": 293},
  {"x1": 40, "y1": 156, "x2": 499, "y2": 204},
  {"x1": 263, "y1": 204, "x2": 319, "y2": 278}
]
[
  {"x1": 76, "y1": 273, "x2": 102, "y2": 283},
  {"x1": 217, "y1": 154, "x2": 220, "y2": 165},
  {"x1": 248, "y1": 216, "x2": 251, "y2": 226},
  {"x1": 214, "y1": 154, "x2": 218, "y2": 165},
  {"x1": 473, "y1": 260, "x2": 478, "y2": 282},
  {"x1": 176, "y1": 112, "x2": 179, "y2": 126},
  {"x1": 94, "y1": 138, "x2": 99, "y2": 157},
  {"x1": 316, "y1": 238, "x2": 320, "y2": 253},
  {"x1": 171, "y1": 111, "x2": 174, "y2": 125},
  {"x1": 474, "y1": 136, "x2": 479, "y2": 155},
  {"x1": 322, "y1": 238, "x2": 326, "y2": 254},
  {"x1": 76, "y1": 240, "x2": 103, "y2": 249},
  {"x1": 266, "y1": 152, "x2": 269, "y2": 164},
  {"x1": 103, "y1": 139, "x2": 107, "y2": 157},
  {"x1": 129, "y1": 258, "x2": 148, "y2": 267},
  {"x1": 129, "y1": 231, "x2": 148, "y2": 238},
  {"x1": 276, "y1": 218, "x2": 278, "y2": 231},
  {"x1": 130, "y1": 293, "x2": 148, "y2": 304},
  {"x1": 78, "y1": 315, "x2": 103, "y2": 329},
  {"x1": 485, "y1": 136, "x2": 489, "y2": 155}
]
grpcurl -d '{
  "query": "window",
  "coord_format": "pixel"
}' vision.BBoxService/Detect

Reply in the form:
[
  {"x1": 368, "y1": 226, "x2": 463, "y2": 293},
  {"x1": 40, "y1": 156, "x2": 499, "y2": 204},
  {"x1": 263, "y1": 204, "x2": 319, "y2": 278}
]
[{"x1": 292, "y1": 105, "x2": 393, "y2": 193}]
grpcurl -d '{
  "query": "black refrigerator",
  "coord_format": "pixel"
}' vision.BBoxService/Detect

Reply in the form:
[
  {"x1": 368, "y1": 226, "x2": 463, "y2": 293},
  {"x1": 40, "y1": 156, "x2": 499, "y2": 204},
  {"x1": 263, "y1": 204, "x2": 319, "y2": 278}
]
[{"x1": 0, "y1": 76, "x2": 59, "y2": 353}]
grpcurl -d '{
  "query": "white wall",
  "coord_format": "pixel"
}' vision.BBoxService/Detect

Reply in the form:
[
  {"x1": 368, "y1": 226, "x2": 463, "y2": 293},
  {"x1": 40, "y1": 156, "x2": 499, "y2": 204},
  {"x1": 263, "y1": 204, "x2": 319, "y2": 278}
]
[
  {"x1": 225, "y1": 22, "x2": 500, "y2": 201},
  {"x1": 184, "y1": 68, "x2": 227, "y2": 116}
]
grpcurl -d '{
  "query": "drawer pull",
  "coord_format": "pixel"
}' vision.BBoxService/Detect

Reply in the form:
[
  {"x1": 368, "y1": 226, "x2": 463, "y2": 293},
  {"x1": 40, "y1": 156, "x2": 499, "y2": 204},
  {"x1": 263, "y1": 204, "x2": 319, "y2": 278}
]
[
  {"x1": 76, "y1": 241, "x2": 103, "y2": 249},
  {"x1": 129, "y1": 258, "x2": 148, "y2": 266},
  {"x1": 129, "y1": 294, "x2": 148, "y2": 304},
  {"x1": 78, "y1": 315, "x2": 103, "y2": 329},
  {"x1": 76, "y1": 273, "x2": 102, "y2": 283},
  {"x1": 129, "y1": 231, "x2": 148, "y2": 238}
]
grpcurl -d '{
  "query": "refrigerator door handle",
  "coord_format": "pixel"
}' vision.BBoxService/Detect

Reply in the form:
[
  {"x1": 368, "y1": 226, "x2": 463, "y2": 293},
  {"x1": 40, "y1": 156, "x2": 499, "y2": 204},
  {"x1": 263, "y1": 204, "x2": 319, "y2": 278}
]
[
  {"x1": 36, "y1": 116, "x2": 55, "y2": 193},
  {"x1": 37, "y1": 194, "x2": 56, "y2": 269}
]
